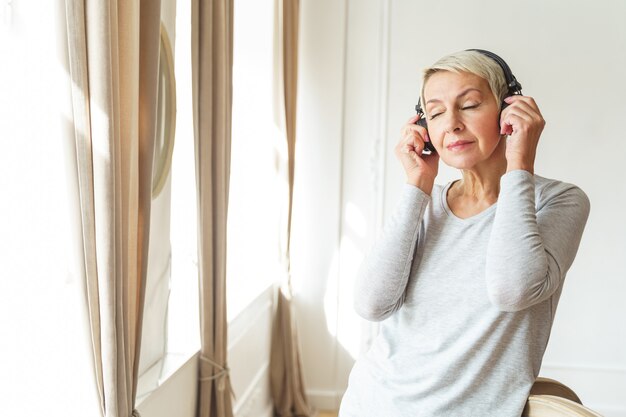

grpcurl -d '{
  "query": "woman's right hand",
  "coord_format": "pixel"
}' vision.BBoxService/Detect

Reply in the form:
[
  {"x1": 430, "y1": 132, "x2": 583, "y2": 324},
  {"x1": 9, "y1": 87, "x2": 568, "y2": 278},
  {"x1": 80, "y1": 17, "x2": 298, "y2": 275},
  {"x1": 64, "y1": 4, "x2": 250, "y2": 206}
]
[{"x1": 394, "y1": 114, "x2": 439, "y2": 195}]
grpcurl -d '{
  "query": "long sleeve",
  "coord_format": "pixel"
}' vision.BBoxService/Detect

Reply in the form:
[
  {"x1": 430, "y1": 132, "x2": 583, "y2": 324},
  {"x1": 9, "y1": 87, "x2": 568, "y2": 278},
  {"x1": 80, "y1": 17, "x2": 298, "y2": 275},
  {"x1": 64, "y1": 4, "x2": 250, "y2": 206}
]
[
  {"x1": 485, "y1": 170, "x2": 590, "y2": 312},
  {"x1": 354, "y1": 184, "x2": 431, "y2": 321}
]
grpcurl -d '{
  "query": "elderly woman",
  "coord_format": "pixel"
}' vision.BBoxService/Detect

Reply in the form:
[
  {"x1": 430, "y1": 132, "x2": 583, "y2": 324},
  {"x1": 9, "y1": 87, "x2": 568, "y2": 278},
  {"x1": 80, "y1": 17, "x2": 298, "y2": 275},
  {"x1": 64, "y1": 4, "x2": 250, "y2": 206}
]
[{"x1": 338, "y1": 50, "x2": 590, "y2": 416}]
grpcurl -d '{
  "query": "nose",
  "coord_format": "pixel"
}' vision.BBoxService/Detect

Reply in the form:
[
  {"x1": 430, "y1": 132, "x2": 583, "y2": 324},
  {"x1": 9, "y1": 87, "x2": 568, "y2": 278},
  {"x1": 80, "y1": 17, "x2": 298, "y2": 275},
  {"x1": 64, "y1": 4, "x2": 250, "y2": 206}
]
[{"x1": 443, "y1": 110, "x2": 464, "y2": 134}]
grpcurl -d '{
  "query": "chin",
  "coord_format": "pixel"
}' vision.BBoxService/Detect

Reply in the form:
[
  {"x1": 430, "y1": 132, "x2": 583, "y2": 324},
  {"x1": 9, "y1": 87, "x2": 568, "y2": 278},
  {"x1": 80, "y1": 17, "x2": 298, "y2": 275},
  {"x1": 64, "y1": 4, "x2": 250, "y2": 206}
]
[{"x1": 440, "y1": 153, "x2": 481, "y2": 170}]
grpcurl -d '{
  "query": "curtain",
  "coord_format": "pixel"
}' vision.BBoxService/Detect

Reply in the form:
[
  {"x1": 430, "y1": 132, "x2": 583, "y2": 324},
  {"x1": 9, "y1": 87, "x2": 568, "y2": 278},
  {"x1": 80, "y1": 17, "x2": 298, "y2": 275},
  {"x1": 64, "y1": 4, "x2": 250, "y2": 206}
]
[
  {"x1": 64, "y1": 1, "x2": 161, "y2": 416},
  {"x1": 191, "y1": 0, "x2": 235, "y2": 416},
  {"x1": 270, "y1": 0, "x2": 312, "y2": 416}
]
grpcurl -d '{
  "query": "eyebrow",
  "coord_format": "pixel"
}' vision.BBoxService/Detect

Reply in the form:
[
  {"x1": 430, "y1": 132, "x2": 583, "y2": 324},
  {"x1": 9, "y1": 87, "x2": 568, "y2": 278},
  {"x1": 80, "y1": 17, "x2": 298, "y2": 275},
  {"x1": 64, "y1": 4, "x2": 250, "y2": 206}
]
[{"x1": 425, "y1": 88, "x2": 483, "y2": 105}]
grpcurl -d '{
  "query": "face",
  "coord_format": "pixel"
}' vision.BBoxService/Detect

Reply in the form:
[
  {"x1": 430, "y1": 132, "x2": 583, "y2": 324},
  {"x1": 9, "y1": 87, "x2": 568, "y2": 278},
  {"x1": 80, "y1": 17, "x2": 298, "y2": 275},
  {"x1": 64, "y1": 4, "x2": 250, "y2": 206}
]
[{"x1": 423, "y1": 71, "x2": 503, "y2": 170}]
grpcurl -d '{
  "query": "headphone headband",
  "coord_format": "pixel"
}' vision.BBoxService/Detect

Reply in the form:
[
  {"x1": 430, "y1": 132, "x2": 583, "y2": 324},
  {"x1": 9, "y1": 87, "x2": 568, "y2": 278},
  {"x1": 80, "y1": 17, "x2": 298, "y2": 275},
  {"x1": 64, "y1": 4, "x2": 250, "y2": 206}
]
[
  {"x1": 465, "y1": 48, "x2": 522, "y2": 96},
  {"x1": 415, "y1": 49, "x2": 522, "y2": 115}
]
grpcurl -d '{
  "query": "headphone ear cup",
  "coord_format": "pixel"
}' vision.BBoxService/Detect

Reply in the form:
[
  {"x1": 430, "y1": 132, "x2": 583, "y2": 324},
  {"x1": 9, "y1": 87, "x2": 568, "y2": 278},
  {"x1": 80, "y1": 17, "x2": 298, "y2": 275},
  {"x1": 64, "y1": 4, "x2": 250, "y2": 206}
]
[
  {"x1": 415, "y1": 118, "x2": 436, "y2": 154},
  {"x1": 498, "y1": 94, "x2": 513, "y2": 132}
]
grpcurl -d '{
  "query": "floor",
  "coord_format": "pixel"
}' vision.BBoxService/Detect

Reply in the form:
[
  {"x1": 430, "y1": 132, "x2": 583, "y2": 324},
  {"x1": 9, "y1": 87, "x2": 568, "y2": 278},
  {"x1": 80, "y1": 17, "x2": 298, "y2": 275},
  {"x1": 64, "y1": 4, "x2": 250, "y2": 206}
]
[{"x1": 317, "y1": 412, "x2": 338, "y2": 417}]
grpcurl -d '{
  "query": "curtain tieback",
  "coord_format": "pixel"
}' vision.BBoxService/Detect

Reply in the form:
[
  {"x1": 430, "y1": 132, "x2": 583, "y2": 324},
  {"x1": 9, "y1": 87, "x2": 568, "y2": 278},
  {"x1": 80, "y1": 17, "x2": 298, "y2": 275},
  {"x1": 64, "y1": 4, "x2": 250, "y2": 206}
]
[
  {"x1": 199, "y1": 355, "x2": 234, "y2": 396},
  {"x1": 132, "y1": 410, "x2": 141, "y2": 417}
]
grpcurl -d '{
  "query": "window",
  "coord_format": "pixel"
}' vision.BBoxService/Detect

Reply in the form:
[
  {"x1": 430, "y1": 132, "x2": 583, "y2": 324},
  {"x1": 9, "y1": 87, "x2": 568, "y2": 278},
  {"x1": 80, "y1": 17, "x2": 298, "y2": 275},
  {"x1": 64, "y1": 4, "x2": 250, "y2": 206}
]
[
  {"x1": 227, "y1": 0, "x2": 283, "y2": 320},
  {"x1": 136, "y1": 0, "x2": 283, "y2": 404},
  {"x1": 136, "y1": 2, "x2": 199, "y2": 403}
]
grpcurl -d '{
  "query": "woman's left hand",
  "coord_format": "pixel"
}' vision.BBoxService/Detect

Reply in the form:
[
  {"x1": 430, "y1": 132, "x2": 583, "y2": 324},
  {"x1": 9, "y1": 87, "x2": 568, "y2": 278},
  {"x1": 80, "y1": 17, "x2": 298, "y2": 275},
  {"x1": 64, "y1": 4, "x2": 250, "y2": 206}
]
[{"x1": 500, "y1": 95, "x2": 546, "y2": 174}]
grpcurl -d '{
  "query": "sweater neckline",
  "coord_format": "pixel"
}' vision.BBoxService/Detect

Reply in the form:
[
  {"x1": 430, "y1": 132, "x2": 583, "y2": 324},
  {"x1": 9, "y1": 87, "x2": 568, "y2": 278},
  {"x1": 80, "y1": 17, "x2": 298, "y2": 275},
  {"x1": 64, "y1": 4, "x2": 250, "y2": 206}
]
[{"x1": 439, "y1": 180, "x2": 498, "y2": 223}]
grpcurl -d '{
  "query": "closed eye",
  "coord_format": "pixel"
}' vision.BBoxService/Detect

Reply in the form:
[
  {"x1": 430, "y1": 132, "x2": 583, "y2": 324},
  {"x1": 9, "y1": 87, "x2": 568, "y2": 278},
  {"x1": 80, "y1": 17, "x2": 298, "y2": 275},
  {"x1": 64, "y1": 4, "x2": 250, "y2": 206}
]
[
  {"x1": 429, "y1": 103, "x2": 480, "y2": 120},
  {"x1": 461, "y1": 103, "x2": 480, "y2": 110}
]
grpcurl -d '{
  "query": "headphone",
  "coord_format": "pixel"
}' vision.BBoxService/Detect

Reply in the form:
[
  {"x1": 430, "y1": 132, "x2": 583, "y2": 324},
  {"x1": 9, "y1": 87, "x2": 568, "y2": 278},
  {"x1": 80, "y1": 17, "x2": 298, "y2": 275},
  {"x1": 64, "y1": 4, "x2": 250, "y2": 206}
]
[{"x1": 416, "y1": 49, "x2": 523, "y2": 154}]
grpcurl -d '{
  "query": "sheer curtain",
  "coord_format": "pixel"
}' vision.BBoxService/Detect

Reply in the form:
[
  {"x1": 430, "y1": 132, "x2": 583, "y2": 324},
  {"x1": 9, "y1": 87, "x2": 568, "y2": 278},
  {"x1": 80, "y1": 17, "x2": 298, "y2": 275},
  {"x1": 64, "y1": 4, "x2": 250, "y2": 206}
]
[
  {"x1": 64, "y1": 0, "x2": 161, "y2": 415},
  {"x1": 191, "y1": 0, "x2": 235, "y2": 416},
  {"x1": 270, "y1": 0, "x2": 312, "y2": 416}
]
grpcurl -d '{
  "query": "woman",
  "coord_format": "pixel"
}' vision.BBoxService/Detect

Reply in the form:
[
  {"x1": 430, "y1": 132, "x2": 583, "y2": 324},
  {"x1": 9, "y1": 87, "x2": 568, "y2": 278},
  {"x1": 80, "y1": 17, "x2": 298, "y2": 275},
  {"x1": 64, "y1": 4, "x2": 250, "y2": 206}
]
[{"x1": 338, "y1": 50, "x2": 590, "y2": 416}]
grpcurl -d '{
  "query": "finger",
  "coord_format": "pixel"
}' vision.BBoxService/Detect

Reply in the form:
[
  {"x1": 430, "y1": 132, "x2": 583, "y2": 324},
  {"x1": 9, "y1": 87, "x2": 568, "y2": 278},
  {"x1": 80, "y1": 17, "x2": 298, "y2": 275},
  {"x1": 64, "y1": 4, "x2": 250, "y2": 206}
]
[
  {"x1": 407, "y1": 114, "x2": 422, "y2": 124},
  {"x1": 411, "y1": 121, "x2": 431, "y2": 142},
  {"x1": 503, "y1": 95, "x2": 536, "y2": 106},
  {"x1": 500, "y1": 120, "x2": 513, "y2": 136},
  {"x1": 500, "y1": 103, "x2": 545, "y2": 135},
  {"x1": 412, "y1": 137, "x2": 425, "y2": 155},
  {"x1": 400, "y1": 132, "x2": 421, "y2": 153},
  {"x1": 403, "y1": 120, "x2": 427, "y2": 131},
  {"x1": 397, "y1": 138, "x2": 414, "y2": 156},
  {"x1": 399, "y1": 131, "x2": 423, "y2": 154},
  {"x1": 500, "y1": 102, "x2": 534, "y2": 132},
  {"x1": 504, "y1": 99, "x2": 542, "y2": 121},
  {"x1": 402, "y1": 141, "x2": 415, "y2": 154},
  {"x1": 504, "y1": 95, "x2": 543, "y2": 117},
  {"x1": 500, "y1": 113, "x2": 535, "y2": 135},
  {"x1": 407, "y1": 130, "x2": 426, "y2": 154},
  {"x1": 399, "y1": 141, "x2": 420, "y2": 163},
  {"x1": 400, "y1": 127, "x2": 427, "y2": 151},
  {"x1": 503, "y1": 105, "x2": 535, "y2": 124},
  {"x1": 500, "y1": 113, "x2": 523, "y2": 135}
]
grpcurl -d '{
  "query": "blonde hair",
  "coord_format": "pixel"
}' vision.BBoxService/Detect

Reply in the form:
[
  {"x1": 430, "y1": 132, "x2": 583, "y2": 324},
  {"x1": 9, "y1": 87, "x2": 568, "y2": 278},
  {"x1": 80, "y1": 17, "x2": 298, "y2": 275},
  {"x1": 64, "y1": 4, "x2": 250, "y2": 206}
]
[{"x1": 420, "y1": 50, "x2": 508, "y2": 113}]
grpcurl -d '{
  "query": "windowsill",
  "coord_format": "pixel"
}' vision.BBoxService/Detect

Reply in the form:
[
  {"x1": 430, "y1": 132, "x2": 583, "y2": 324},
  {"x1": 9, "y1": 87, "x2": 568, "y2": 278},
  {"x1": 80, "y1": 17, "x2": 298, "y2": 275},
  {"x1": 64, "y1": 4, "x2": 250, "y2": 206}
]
[{"x1": 136, "y1": 349, "x2": 199, "y2": 406}]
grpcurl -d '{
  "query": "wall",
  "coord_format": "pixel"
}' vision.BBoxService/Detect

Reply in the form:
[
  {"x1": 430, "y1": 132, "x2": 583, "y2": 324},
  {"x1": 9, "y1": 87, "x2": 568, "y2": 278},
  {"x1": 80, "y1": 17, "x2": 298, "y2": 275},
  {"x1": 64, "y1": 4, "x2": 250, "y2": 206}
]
[
  {"x1": 294, "y1": 0, "x2": 626, "y2": 415},
  {"x1": 228, "y1": 286, "x2": 274, "y2": 417},
  {"x1": 291, "y1": 0, "x2": 349, "y2": 409}
]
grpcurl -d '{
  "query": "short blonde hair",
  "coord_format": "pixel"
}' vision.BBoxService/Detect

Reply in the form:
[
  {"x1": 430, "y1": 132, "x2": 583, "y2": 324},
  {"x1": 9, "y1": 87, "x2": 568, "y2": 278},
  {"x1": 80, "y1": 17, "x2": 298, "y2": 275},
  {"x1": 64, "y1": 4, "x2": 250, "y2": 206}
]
[{"x1": 420, "y1": 50, "x2": 508, "y2": 113}]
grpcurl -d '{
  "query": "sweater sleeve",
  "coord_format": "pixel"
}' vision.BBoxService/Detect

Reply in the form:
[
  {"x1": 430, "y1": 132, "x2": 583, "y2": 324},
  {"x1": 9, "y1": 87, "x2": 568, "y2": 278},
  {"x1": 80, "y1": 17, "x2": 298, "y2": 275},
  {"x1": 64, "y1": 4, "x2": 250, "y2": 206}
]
[
  {"x1": 485, "y1": 170, "x2": 590, "y2": 312},
  {"x1": 354, "y1": 184, "x2": 431, "y2": 321}
]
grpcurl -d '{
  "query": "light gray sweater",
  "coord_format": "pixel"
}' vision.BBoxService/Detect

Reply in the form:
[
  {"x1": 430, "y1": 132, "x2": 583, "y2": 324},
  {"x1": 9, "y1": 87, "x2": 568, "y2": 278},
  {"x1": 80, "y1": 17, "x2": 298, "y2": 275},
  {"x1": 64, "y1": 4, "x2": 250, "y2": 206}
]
[{"x1": 338, "y1": 170, "x2": 590, "y2": 417}]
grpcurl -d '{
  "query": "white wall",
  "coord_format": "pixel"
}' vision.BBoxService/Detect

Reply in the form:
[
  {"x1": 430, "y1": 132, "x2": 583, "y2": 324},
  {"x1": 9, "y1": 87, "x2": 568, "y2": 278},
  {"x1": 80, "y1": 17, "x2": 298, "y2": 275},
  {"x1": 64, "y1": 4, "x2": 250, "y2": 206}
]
[
  {"x1": 291, "y1": 0, "x2": 348, "y2": 409},
  {"x1": 228, "y1": 286, "x2": 274, "y2": 417},
  {"x1": 294, "y1": 0, "x2": 626, "y2": 415}
]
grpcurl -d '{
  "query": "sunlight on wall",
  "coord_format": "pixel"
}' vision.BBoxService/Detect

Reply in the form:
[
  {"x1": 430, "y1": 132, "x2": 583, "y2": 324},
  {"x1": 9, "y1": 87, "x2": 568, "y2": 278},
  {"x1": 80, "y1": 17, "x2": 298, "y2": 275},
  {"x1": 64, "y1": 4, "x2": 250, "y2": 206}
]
[
  {"x1": 344, "y1": 202, "x2": 367, "y2": 239},
  {"x1": 323, "y1": 249, "x2": 340, "y2": 338},
  {"x1": 323, "y1": 202, "x2": 370, "y2": 360},
  {"x1": 336, "y1": 236, "x2": 366, "y2": 358}
]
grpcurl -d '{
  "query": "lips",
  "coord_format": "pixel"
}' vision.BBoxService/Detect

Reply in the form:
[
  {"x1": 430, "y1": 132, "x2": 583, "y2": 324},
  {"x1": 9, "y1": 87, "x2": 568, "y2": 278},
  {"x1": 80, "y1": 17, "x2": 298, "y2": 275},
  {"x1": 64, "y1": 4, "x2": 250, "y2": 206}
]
[{"x1": 446, "y1": 140, "x2": 474, "y2": 151}]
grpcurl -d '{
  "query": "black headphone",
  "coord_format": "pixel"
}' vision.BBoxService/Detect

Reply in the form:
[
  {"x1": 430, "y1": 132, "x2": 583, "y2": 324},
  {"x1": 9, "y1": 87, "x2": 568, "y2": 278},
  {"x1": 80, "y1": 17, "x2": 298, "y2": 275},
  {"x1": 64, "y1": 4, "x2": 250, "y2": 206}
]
[{"x1": 416, "y1": 49, "x2": 523, "y2": 154}]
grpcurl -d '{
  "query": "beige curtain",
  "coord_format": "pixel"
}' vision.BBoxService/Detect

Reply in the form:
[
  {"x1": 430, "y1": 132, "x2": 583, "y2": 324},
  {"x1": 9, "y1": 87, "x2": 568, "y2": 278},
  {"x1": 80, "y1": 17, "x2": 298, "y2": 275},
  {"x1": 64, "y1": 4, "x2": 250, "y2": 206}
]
[
  {"x1": 270, "y1": 0, "x2": 312, "y2": 416},
  {"x1": 64, "y1": 1, "x2": 161, "y2": 416},
  {"x1": 191, "y1": 1, "x2": 235, "y2": 416}
]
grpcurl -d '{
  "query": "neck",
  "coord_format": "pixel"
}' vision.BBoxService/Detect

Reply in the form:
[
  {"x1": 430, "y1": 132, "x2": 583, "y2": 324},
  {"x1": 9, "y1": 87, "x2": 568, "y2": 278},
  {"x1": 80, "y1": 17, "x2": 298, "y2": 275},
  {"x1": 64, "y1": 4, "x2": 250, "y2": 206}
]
[
  {"x1": 459, "y1": 165, "x2": 505, "y2": 199},
  {"x1": 451, "y1": 140, "x2": 508, "y2": 202}
]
